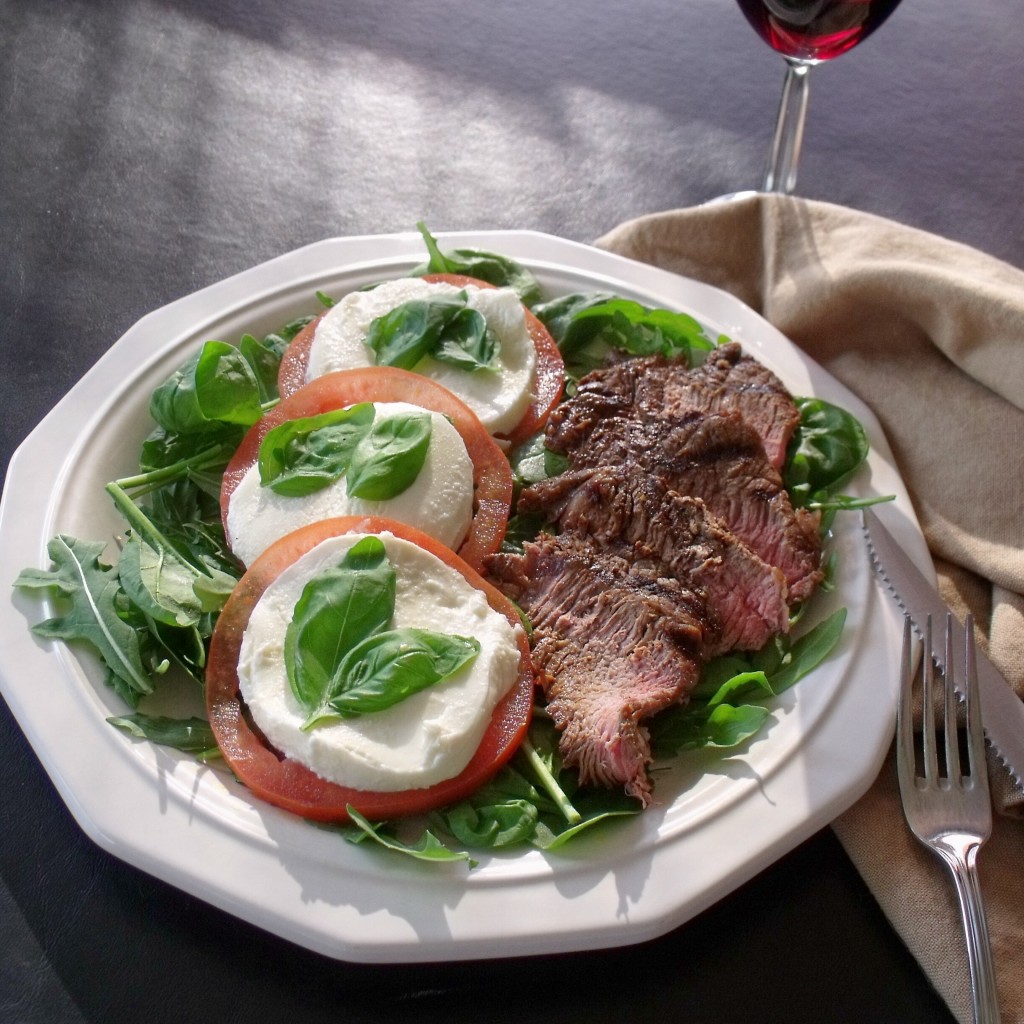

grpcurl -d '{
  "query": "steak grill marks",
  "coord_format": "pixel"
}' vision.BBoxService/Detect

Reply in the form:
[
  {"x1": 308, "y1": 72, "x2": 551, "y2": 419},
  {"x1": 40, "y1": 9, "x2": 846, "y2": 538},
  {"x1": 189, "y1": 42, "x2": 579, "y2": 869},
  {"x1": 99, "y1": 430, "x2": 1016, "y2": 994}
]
[{"x1": 487, "y1": 345, "x2": 824, "y2": 805}]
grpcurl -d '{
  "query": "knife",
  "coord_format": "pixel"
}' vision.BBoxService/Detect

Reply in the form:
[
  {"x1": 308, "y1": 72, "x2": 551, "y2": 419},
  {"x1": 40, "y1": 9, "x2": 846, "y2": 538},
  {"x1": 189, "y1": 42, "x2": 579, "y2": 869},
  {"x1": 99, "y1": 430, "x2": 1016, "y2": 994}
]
[{"x1": 861, "y1": 507, "x2": 1024, "y2": 789}]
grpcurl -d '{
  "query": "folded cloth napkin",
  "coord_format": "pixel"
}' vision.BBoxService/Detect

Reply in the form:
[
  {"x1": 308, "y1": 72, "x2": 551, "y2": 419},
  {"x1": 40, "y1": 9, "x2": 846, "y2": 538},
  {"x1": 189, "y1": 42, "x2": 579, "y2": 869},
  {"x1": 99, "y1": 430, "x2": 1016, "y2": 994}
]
[{"x1": 596, "y1": 195, "x2": 1024, "y2": 1024}]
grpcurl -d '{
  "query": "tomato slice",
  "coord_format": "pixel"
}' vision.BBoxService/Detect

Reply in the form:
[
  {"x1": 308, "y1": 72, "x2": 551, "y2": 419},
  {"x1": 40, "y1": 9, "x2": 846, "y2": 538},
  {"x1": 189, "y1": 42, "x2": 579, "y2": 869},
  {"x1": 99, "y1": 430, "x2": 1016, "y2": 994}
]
[
  {"x1": 276, "y1": 272, "x2": 565, "y2": 448},
  {"x1": 221, "y1": 366, "x2": 513, "y2": 575},
  {"x1": 206, "y1": 516, "x2": 535, "y2": 823}
]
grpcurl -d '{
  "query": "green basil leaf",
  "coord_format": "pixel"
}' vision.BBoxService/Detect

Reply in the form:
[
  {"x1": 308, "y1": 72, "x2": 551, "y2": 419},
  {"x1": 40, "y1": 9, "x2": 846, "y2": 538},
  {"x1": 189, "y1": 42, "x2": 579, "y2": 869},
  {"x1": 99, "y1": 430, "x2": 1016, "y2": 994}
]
[
  {"x1": 149, "y1": 341, "x2": 264, "y2": 435},
  {"x1": 784, "y1": 397, "x2": 870, "y2": 507},
  {"x1": 365, "y1": 294, "x2": 466, "y2": 370},
  {"x1": 413, "y1": 221, "x2": 543, "y2": 307},
  {"x1": 285, "y1": 537, "x2": 396, "y2": 725},
  {"x1": 534, "y1": 292, "x2": 719, "y2": 380},
  {"x1": 345, "y1": 411, "x2": 432, "y2": 501},
  {"x1": 258, "y1": 403, "x2": 375, "y2": 496},
  {"x1": 328, "y1": 627, "x2": 480, "y2": 719},
  {"x1": 432, "y1": 306, "x2": 498, "y2": 372},
  {"x1": 239, "y1": 332, "x2": 283, "y2": 403}
]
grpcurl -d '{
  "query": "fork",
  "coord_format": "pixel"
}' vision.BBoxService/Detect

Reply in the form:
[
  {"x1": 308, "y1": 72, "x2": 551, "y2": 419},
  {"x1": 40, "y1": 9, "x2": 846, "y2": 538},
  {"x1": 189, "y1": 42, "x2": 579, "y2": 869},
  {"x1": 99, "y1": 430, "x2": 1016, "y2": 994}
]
[{"x1": 897, "y1": 613, "x2": 1001, "y2": 1024}]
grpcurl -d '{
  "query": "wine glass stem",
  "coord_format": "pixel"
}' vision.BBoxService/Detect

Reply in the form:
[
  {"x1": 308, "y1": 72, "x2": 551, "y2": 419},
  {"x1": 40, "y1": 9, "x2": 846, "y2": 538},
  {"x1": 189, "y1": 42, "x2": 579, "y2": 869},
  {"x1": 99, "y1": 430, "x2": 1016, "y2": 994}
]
[{"x1": 763, "y1": 59, "x2": 812, "y2": 194}]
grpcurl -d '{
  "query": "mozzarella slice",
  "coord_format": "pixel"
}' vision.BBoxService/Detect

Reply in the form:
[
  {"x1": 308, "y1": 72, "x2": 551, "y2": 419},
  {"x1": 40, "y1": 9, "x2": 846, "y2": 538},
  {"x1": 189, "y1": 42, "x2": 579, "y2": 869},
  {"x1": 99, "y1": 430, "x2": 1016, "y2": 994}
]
[
  {"x1": 227, "y1": 402, "x2": 474, "y2": 568},
  {"x1": 305, "y1": 277, "x2": 537, "y2": 436},
  {"x1": 237, "y1": 532, "x2": 522, "y2": 792}
]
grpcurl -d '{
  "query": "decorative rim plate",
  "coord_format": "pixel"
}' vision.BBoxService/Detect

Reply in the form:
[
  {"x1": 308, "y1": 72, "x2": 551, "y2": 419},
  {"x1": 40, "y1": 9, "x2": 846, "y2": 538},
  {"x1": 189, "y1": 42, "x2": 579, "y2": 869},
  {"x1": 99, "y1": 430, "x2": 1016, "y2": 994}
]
[{"x1": 0, "y1": 230, "x2": 930, "y2": 963}]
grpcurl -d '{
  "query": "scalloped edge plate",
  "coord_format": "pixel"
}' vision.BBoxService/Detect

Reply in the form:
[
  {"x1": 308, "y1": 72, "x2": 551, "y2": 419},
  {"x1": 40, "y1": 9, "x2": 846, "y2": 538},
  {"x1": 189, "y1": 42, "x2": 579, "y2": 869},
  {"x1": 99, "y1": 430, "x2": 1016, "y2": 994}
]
[{"x1": 0, "y1": 230, "x2": 930, "y2": 963}]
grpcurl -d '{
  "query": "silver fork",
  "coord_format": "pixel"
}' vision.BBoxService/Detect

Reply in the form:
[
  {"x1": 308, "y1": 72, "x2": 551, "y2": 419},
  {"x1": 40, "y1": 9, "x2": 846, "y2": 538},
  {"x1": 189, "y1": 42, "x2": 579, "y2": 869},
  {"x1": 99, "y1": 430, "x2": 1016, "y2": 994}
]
[{"x1": 897, "y1": 613, "x2": 1001, "y2": 1024}]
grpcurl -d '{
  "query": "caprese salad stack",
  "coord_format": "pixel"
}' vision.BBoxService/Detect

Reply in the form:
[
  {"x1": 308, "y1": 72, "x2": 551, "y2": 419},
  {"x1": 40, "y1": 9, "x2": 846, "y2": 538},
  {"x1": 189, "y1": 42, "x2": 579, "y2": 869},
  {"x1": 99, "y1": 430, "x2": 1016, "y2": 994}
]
[{"x1": 209, "y1": 262, "x2": 565, "y2": 823}]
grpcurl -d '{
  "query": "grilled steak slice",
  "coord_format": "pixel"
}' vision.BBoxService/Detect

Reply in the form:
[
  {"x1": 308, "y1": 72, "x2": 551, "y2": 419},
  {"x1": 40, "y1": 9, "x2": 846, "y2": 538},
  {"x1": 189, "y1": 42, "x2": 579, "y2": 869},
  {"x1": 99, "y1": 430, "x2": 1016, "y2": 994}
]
[
  {"x1": 519, "y1": 469, "x2": 790, "y2": 655},
  {"x1": 527, "y1": 411, "x2": 823, "y2": 603},
  {"x1": 488, "y1": 533, "x2": 705, "y2": 805},
  {"x1": 547, "y1": 343, "x2": 801, "y2": 469}
]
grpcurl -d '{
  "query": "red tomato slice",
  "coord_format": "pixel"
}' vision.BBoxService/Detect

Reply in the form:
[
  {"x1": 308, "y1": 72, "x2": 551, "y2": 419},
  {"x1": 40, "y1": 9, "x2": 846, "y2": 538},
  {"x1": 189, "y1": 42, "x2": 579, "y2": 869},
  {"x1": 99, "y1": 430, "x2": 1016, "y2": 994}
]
[
  {"x1": 206, "y1": 515, "x2": 535, "y2": 823},
  {"x1": 221, "y1": 366, "x2": 513, "y2": 575},
  {"x1": 276, "y1": 272, "x2": 565, "y2": 448}
]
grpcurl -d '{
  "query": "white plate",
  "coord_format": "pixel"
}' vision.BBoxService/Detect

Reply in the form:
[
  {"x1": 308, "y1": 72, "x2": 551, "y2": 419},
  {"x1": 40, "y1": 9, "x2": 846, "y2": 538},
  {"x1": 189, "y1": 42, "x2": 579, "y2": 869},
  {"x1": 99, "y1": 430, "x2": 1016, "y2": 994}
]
[{"x1": 0, "y1": 230, "x2": 930, "y2": 963}]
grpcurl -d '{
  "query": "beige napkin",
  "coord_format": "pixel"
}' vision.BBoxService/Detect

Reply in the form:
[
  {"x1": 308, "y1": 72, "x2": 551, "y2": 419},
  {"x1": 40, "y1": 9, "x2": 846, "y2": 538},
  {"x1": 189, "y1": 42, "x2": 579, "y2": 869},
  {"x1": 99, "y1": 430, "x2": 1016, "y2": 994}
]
[{"x1": 596, "y1": 196, "x2": 1024, "y2": 1024}]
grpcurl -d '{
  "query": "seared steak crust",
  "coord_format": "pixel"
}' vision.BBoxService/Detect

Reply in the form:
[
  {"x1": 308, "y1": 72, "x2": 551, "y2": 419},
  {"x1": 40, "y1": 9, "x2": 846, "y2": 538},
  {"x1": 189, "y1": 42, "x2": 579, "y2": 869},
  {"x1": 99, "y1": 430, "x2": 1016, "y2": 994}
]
[
  {"x1": 547, "y1": 343, "x2": 801, "y2": 470},
  {"x1": 488, "y1": 344, "x2": 823, "y2": 804}
]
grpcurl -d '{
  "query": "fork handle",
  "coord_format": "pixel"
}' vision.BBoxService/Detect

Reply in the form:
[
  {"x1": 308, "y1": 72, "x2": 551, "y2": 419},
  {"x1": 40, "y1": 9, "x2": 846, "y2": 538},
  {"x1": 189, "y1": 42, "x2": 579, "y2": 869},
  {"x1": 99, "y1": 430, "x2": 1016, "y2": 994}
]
[{"x1": 936, "y1": 838, "x2": 1001, "y2": 1024}]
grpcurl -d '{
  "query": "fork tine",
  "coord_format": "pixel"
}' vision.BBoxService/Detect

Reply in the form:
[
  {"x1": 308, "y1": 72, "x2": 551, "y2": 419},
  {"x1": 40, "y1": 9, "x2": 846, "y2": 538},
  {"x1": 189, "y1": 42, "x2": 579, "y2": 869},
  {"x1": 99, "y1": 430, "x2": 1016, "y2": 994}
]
[
  {"x1": 921, "y1": 615, "x2": 938, "y2": 782},
  {"x1": 943, "y1": 613, "x2": 962, "y2": 783},
  {"x1": 896, "y1": 616, "x2": 916, "y2": 790}
]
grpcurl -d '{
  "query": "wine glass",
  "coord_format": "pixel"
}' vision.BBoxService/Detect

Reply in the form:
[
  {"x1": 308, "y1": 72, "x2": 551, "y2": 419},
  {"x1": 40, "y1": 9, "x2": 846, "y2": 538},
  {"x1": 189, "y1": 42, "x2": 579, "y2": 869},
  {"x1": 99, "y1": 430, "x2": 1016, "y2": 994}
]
[{"x1": 736, "y1": 0, "x2": 905, "y2": 194}]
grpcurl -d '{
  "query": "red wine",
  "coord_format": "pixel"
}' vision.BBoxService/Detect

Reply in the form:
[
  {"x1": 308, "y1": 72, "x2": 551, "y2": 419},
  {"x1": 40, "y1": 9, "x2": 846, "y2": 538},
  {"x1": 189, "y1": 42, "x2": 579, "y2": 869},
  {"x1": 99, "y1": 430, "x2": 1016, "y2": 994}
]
[{"x1": 736, "y1": 0, "x2": 903, "y2": 62}]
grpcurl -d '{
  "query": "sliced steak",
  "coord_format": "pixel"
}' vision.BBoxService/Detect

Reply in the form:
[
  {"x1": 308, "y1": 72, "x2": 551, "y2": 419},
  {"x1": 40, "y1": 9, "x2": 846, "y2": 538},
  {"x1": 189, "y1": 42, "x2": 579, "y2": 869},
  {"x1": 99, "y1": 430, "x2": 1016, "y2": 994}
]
[
  {"x1": 488, "y1": 533, "x2": 705, "y2": 805},
  {"x1": 547, "y1": 342, "x2": 801, "y2": 469},
  {"x1": 526, "y1": 411, "x2": 823, "y2": 603},
  {"x1": 518, "y1": 468, "x2": 790, "y2": 654}
]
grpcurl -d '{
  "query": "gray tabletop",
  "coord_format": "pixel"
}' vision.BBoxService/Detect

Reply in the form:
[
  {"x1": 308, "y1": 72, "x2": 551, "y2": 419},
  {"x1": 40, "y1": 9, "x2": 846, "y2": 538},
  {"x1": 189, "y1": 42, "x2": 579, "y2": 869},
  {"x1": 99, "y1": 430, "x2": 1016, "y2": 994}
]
[{"x1": 4, "y1": 1, "x2": 1021, "y2": 1021}]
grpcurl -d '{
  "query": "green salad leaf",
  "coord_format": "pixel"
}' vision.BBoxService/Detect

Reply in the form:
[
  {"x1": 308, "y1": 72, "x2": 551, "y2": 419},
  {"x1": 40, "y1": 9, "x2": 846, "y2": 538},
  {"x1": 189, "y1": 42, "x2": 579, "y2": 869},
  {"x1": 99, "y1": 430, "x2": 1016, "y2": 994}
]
[
  {"x1": 258, "y1": 403, "x2": 375, "y2": 496},
  {"x1": 366, "y1": 292, "x2": 498, "y2": 373},
  {"x1": 412, "y1": 221, "x2": 543, "y2": 307},
  {"x1": 284, "y1": 537, "x2": 479, "y2": 729},
  {"x1": 149, "y1": 340, "x2": 264, "y2": 435},
  {"x1": 533, "y1": 291, "x2": 720, "y2": 380}
]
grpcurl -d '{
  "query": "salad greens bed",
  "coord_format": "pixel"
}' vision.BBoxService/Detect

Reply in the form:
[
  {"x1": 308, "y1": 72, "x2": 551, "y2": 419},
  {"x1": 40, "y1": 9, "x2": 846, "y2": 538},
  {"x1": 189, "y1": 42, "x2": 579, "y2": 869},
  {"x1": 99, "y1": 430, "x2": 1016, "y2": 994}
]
[{"x1": 14, "y1": 224, "x2": 884, "y2": 867}]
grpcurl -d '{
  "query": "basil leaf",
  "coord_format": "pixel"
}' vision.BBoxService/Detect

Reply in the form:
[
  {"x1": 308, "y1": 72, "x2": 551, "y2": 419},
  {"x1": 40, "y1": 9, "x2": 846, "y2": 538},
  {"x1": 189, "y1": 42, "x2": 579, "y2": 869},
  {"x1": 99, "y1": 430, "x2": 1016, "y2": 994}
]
[
  {"x1": 328, "y1": 628, "x2": 480, "y2": 719},
  {"x1": 534, "y1": 291, "x2": 718, "y2": 379},
  {"x1": 784, "y1": 397, "x2": 870, "y2": 507},
  {"x1": 432, "y1": 306, "x2": 498, "y2": 371},
  {"x1": 345, "y1": 411, "x2": 432, "y2": 501},
  {"x1": 413, "y1": 221, "x2": 543, "y2": 307},
  {"x1": 149, "y1": 341, "x2": 264, "y2": 435},
  {"x1": 365, "y1": 294, "x2": 466, "y2": 370},
  {"x1": 239, "y1": 332, "x2": 283, "y2": 403},
  {"x1": 284, "y1": 537, "x2": 396, "y2": 726},
  {"x1": 258, "y1": 403, "x2": 375, "y2": 496}
]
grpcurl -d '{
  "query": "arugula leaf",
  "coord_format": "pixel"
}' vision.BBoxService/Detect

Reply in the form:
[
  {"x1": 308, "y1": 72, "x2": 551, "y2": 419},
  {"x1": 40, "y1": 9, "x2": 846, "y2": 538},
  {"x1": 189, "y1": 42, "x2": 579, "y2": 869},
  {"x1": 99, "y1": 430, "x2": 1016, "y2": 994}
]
[
  {"x1": 342, "y1": 805, "x2": 475, "y2": 866},
  {"x1": 284, "y1": 537, "x2": 396, "y2": 728},
  {"x1": 345, "y1": 411, "x2": 432, "y2": 501},
  {"x1": 768, "y1": 606, "x2": 848, "y2": 694},
  {"x1": 329, "y1": 628, "x2": 480, "y2": 719},
  {"x1": 440, "y1": 798, "x2": 540, "y2": 849},
  {"x1": 258, "y1": 403, "x2": 375, "y2": 496},
  {"x1": 108, "y1": 713, "x2": 219, "y2": 757},
  {"x1": 149, "y1": 340, "x2": 264, "y2": 435},
  {"x1": 413, "y1": 221, "x2": 543, "y2": 307},
  {"x1": 14, "y1": 536, "x2": 155, "y2": 697}
]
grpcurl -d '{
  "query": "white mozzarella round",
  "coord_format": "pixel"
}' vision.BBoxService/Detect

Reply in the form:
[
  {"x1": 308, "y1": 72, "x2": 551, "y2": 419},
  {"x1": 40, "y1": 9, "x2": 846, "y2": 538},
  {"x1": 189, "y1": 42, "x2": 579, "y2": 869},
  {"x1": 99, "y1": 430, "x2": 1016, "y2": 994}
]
[
  {"x1": 305, "y1": 277, "x2": 537, "y2": 436},
  {"x1": 227, "y1": 402, "x2": 474, "y2": 568},
  {"x1": 237, "y1": 532, "x2": 522, "y2": 792}
]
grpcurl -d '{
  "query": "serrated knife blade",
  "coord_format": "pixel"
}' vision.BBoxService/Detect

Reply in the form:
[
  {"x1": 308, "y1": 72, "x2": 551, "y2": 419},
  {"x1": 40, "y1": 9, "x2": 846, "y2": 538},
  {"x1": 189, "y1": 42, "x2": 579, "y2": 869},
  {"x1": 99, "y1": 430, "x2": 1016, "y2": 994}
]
[{"x1": 861, "y1": 508, "x2": 1024, "y2": 788}]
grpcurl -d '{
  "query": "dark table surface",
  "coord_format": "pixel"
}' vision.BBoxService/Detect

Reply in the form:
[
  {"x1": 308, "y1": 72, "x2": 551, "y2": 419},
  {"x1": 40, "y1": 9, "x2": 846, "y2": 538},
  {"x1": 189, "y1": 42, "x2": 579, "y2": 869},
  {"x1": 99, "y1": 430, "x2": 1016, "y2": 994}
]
[{"x1": 4, "y1": 1, "x2": 1022, "y2": 1021}]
